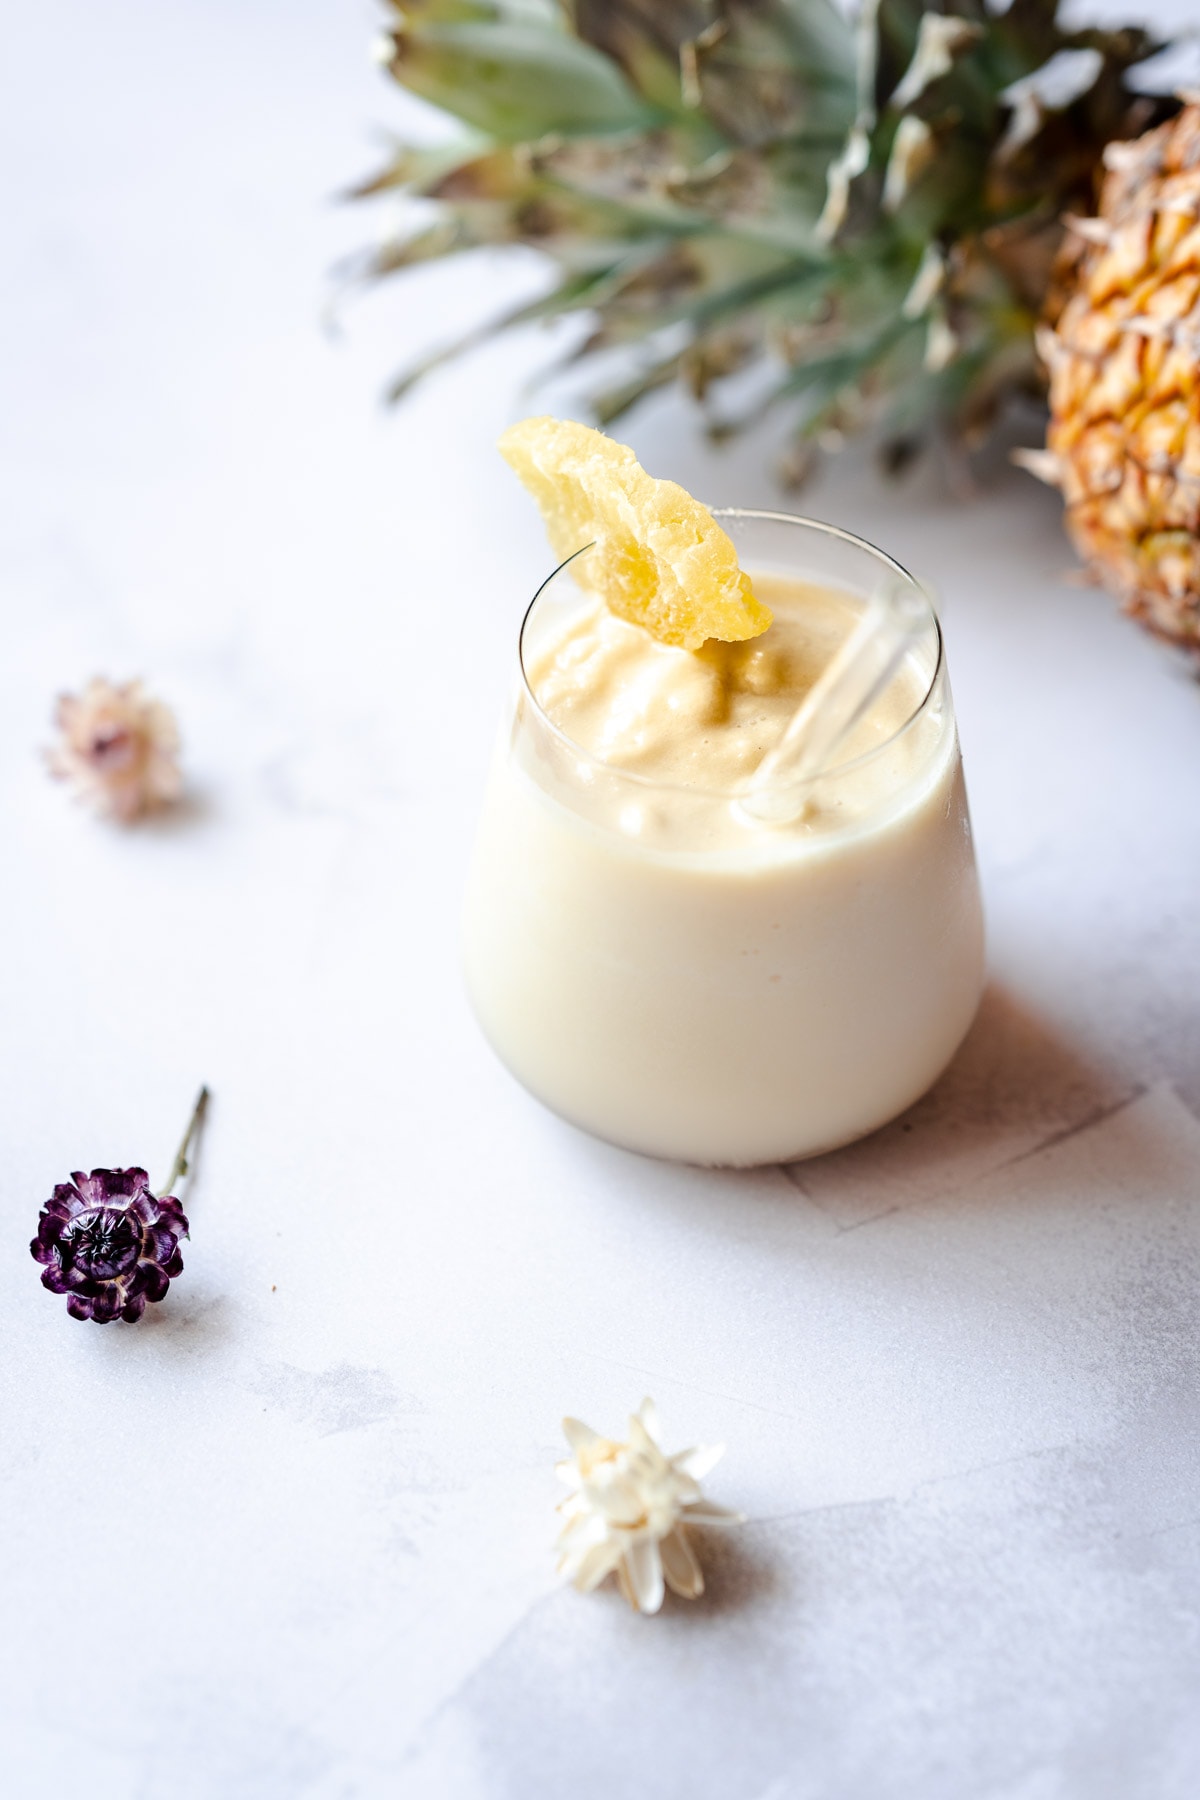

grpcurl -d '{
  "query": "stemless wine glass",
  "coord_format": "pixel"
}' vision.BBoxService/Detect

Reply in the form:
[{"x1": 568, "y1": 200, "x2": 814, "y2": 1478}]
[{"x1": 462, "y1": 512, "x2": 985, "y2": 1167}]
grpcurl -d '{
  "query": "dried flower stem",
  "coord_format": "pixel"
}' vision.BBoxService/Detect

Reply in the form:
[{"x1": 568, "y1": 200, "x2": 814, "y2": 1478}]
[{"x1": 160, "y1": 1087, "x2": 210, "y2": 1198}]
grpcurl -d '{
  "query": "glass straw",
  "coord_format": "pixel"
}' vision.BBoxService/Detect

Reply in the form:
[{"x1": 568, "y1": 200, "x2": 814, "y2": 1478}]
[{"x1": 739, "y1": 576, "x2": 928, "y2": 825}]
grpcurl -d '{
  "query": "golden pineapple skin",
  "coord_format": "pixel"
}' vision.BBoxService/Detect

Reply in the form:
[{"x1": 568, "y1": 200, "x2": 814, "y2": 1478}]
[{"x1": 1042, "y1": 105, "x2": 1200, "y2": 651}]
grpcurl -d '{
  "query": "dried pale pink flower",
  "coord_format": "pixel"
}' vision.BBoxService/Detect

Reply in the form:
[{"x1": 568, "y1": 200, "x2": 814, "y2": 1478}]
[{"x1": 48, "y1": 678, "x2": 182, "y2": 821}]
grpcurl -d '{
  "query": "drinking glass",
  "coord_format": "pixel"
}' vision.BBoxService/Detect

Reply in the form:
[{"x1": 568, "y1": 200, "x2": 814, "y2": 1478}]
[{"x1": 462, "y1": 512, "x2": 985, "y2": 1166}]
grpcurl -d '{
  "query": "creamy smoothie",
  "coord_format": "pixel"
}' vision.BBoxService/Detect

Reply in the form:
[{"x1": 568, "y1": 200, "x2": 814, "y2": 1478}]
[{"x1": 463, "y1": 515, "x2": 985, "y2": 1166}]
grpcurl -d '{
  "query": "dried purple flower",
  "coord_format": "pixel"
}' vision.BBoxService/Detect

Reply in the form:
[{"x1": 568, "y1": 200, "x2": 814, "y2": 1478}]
[
  {"x1": 31, "y1": 1168, "x2": 188, "y2": 1323},
  {"x1": 31, "y1": 1088, "x2": 208, "y2": 1324},
  {"x1": 31, "y1": 1166, "x2": 188, "y2": 1324}
]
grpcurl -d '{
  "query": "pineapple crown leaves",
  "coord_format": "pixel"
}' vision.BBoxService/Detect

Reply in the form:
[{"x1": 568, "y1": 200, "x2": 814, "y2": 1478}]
[
  {"x1": 373, "y1": 1, "x2": 659, "y2": 140},
  {"x1": 357, "y1": 0, "x2": 1178, "y2": 470}
]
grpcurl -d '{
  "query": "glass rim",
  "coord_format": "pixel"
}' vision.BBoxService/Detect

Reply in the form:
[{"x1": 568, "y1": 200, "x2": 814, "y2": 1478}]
[{"x1": 516, "y1": 509, "x2": 946, "y2": 802}]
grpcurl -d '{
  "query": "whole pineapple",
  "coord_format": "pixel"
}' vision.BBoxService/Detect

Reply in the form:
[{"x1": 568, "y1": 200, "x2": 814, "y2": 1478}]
[
  {"x1": 1023, "y1": 103, "x2": 1200, "y2": 653},
  {"x1": 359, "y1": 1, "x2": 1174, "y2": 475}
]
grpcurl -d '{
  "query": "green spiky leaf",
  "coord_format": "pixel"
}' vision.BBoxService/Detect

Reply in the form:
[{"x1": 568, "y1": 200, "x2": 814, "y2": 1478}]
[
  {"x1": 375, "y1": 12, "x2": 659, "y2": 140},
  {"x1": 355, "y1": 0, "x2": 1180, "y2": 477}
]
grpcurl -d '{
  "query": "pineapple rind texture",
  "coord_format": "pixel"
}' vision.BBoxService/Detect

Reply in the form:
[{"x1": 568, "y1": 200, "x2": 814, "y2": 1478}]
[
  {"x1": 363, "y1": 1, "x2": 1176, "y2": 474},
  {"x1": 1042, "y1": 105, "x2": 1200, "y2": 650},
  {"x1": 498, "y1": 416, "x2": 772, "y2": 651}
]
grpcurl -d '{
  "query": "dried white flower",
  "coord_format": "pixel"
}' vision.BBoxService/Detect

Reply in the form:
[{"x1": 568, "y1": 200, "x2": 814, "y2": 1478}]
[
  {"x1": 555, "y1": 1397, "x2": 742, "y2": 1614},
  {"x1": 48, "y1": 678, "x2": 183, "y2": 822}
]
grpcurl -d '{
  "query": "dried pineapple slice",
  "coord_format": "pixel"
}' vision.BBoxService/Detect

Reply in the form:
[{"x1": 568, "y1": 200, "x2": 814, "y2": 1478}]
[{"x1": 498, "y1": 416, "x2": 772, "y2": 651}]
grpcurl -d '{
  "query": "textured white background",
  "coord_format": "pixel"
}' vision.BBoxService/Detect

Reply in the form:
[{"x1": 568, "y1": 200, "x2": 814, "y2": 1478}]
[{"x1": 3, "y1": 4, "x2": 1199, "y2": 1796}]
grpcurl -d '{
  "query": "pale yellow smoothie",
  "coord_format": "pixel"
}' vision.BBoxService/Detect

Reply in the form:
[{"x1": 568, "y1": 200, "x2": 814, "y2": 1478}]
[
  {"x1": 529, "y1": 574, "x2": 924, "y2": 828},
  {"x1": 463, "y1": 522, "x2": 985, "y2": 1167}
]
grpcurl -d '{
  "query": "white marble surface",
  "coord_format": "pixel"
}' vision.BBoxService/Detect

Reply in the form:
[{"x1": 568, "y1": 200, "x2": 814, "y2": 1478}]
[{"x1": 3, "y1": 4, "x2": 1199, "y2": 1796}]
